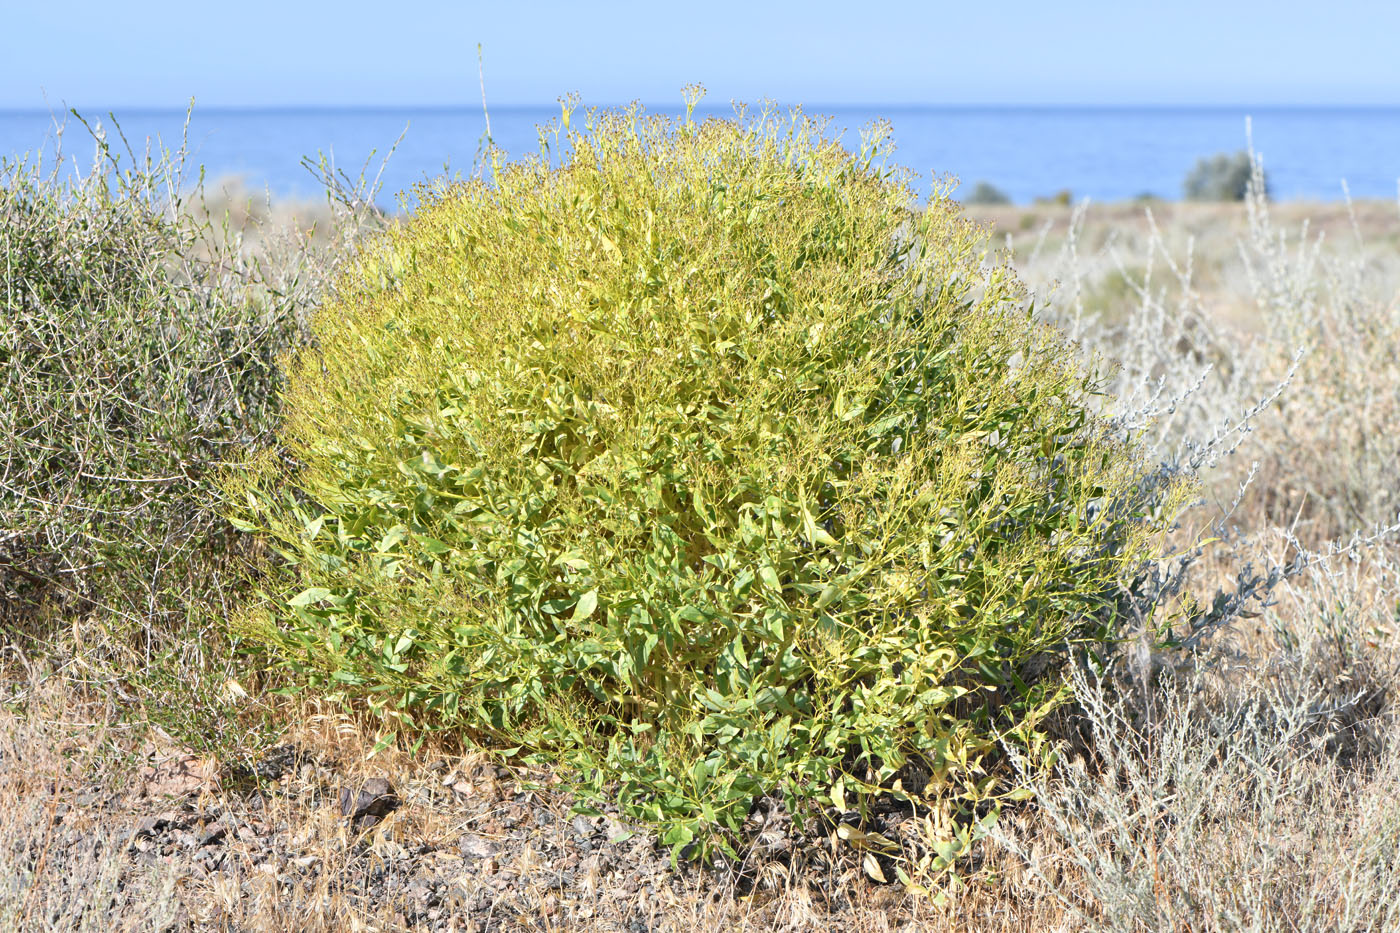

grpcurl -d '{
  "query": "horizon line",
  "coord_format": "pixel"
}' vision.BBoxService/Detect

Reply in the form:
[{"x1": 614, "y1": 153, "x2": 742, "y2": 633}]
[{"x1": 4, "y1": 101, "x2": 1400, "y2": 116}]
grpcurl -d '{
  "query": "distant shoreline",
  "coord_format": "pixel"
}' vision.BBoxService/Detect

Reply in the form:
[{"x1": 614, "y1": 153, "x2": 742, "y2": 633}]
[
  {"x1": 6, "y1": 104, "x2": 1400, "y2": 115},
  {"x1": 5, "y1": 105, "x2": 1399, "y2": 204}
]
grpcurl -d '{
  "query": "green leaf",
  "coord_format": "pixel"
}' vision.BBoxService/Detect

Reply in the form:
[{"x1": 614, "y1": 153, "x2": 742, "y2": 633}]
[
  {"x1": 419, "y1": 536, "x2": 451, "y2": 555},
  {"x1": 376, "y1": 525, "x2": 409, "y2": 552},
  {"x1": 571, "y1": 588, "x2": 599, "y2": 622},
  {"x1": 814, "y1": 582, "x2": 843, "y2": 610},
  {"x1": 868, "y1": 413, "x2": 903, "y2": 436},
  {"x1": 288, "y1": 587, "x2": 332, "y2": 607}
]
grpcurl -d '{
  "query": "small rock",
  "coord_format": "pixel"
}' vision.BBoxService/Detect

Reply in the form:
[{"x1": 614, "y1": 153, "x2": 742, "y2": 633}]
[
  {"x1": 459, "y1": 834, "x2": 498, "y2": 859},
  {"x1": 407, "y1": 786, "x2": 439, "y2": 808},
  {"x1": 194, "y1": 848, "x2": 225, "y2": 873},
  {"x1": 132, "y1": 813, "x2": 173, "y2": 840},
  {"x1": 198, "y1": 822, "x2": 227, "y2": 847},
  {"x1": 339, "y1": 778, "x2": 400, "y2": 826}
]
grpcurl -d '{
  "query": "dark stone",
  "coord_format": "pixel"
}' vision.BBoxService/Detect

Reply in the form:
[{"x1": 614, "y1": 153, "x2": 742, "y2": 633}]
[
  {"x1": 131, "y1": 813, "x2": 176, "y2": 840},
  {"x1": 194, "y1": 847, "x2": 225, "y2": 873},
  {"x1": 339, "y1": 777, "x2": 400, "y2": 826},
  {"x1": 251, "y1": 744, "x2": 302, "y2": 780},
  {"x1": 198, "y1": 822, "x2": 227, "y2": 847}
]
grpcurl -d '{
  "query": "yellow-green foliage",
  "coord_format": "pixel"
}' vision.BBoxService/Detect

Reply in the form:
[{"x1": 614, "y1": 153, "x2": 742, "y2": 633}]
[{"x1": 230, "y1": 101, "x2": 1186, "y2": 865}]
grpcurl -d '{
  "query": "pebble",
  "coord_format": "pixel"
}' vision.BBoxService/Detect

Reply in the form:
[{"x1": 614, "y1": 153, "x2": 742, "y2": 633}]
[{"x1": 198, "y1": 822, "x2": 227, "y2": 847}]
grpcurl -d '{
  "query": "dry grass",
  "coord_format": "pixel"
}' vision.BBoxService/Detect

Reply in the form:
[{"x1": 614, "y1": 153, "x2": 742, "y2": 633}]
[
  {"x1": 991, "y1": 552, "x2": 1400, "y2": 933},
  {"x1": 972, "y1": 191, "x2": 1400, "y2": 542},
  {"x1": 969, "y1": 198, "x2": 1400, "y2": 334}
]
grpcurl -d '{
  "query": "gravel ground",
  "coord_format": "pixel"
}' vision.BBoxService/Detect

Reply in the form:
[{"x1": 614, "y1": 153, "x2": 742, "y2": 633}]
[{"x1": 14, "y1": 723, "x2": 919, "y2": 932}]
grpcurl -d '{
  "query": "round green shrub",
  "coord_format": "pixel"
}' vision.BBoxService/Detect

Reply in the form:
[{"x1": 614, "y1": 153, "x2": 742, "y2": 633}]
[{"x1": 231, "y1": 103, "x2": 1188, "y2": 863}]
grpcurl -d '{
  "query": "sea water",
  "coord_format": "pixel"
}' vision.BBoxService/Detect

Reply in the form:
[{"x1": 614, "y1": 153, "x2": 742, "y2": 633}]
[{"x1": 1, "y1": 105, "x2": 1396, "y2": 207}]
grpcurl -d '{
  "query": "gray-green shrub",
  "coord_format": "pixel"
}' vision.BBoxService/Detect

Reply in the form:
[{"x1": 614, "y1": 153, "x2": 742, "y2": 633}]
[
  {"x1": 0, "y1": 120, "x2": 379, "y2": 634},
  {"x1": 1184, "y1": 150, "x2": 1268, "y2": 202}
]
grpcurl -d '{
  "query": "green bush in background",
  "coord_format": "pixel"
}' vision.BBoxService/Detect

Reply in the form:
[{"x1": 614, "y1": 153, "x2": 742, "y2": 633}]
[
  {"x1": 231, "y1": 99, "x2": 1190, "y2": 866},
  {"x1": 1183, "y1": 149, "x2": 1269, "y2": 202},
  {"x1": 962, "y1": 180, "x2": 1012, "y2": 205}
]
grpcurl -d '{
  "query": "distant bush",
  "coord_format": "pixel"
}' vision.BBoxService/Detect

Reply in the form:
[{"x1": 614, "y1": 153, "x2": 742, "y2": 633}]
[
  {"x1": 1035, "y1": 189, "x2": 1074, "y2": 207},
  {"x1": 231, "y1": 101, "x2": 1190, "y2": 869},
  {"x1": 1183, "y1": 150, "x2": 1269, "y2": 201},
  {"x1": 963, "y1": 181, "x2": 1012, "y2": 205}
]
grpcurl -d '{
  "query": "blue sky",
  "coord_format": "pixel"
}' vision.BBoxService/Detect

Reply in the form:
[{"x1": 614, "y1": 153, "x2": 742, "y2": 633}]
[{"x1": 4, "y1": 0, "x2": 1398, "y2": 109}]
